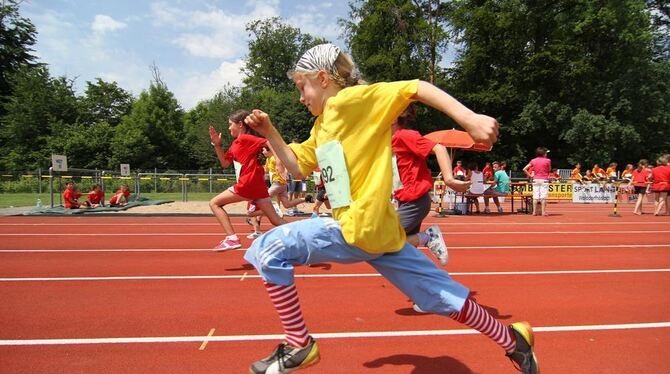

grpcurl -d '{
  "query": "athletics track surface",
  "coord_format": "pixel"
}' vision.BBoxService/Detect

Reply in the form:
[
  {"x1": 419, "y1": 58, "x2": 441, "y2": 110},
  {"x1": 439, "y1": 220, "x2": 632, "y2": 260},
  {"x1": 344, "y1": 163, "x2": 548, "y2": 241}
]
[{"x1": 1, "y1": 201, "x2": 669, "y2": 373}]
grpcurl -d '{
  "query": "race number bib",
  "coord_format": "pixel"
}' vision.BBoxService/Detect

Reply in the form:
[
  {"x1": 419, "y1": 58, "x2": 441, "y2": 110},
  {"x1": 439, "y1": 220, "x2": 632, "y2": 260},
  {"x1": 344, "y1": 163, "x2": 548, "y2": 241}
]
[
  {"x1": 315, "y1": 141, "x2": 351, "y2": 208},
  {"x1": 233, "y1": 161, "x2": 242, "y2": 182},
  {"x1": 392, "y1": 156, "x2": 403, "y2": 191}
]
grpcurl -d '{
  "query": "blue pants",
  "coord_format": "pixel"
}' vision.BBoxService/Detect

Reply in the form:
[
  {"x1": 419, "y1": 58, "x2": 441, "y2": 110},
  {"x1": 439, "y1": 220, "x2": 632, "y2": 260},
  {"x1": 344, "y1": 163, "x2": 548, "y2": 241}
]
[{"x1": 244, "y1": 218, "x2": 469, "y2": 315}]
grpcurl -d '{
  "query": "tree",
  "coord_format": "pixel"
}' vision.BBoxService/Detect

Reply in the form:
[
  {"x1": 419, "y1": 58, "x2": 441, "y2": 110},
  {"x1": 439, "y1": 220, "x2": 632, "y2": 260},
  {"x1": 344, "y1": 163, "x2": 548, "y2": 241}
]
[
  {"x1": 446, "y1": 0, "x2": 670, "y2": 168},
  {"x1": 80, "y1": 78, "x2": 133, "y2": 127},
  {"x1": 111, "y1": 78, "x2": 185, "y2": 170},
  {"x1": 0, "y1": 0, "x2": 38, "y2": 112},
  {"x1": 0, "y1": 66, "x2": 79, "y2": 170},
  {"x1": 243, "y1": 17, "x2": 326, "y2": 92}
]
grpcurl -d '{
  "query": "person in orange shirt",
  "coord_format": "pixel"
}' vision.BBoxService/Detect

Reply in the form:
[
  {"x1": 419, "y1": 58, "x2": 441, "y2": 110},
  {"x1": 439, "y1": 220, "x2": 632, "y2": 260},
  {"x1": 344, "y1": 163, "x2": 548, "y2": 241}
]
[
  {"x1": 621, "y1": 164, "x2": 634, "y2": 181},
  {"x1": 570, "y1": 163, "x2": 583, "y2": 183},
  {"x1": 582, "y1": 169, "x2": 595, "y2": 182},
  {"x1": 605, "y1": 162, "x2": 618, "y2": 182},
  {"x1": 592, "y1": 164, "x2": 606, "y2": 181}
]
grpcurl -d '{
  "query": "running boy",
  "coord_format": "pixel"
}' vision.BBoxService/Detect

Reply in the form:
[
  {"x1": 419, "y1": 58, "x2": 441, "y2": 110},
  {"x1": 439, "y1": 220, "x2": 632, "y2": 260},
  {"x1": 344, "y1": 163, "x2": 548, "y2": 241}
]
[
  {"x1": 392, "y1": 104, "x2": 470, "y2": 265},
  {"x1": 242, "y1": 44, "x2": 538, "y2": 374}
]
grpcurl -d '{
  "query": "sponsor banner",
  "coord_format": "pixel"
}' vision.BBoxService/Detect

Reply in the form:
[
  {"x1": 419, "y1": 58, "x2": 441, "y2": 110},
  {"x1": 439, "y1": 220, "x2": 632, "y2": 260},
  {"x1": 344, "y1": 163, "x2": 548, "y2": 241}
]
[
  {"x1": 511, "y1": 183, "x2": 573, "y2": 200},
  {"x1": 572, "y1": 183, "x2": 616, "y2": 203}
]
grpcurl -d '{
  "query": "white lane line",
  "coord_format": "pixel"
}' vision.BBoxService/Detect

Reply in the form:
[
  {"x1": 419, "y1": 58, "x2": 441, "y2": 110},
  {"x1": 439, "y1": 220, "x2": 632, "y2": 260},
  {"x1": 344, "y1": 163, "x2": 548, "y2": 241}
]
[
  {"x1": 2, "y1": 243, "x2": 670, "y2": 253},
  {"x1": 1, "y1": 321, "x2": 668, "y2": 346},
  {"x1": 2, "y1": 230, "x2": 670, "y2": 236},
  {"x1": 1, "y1": 268, "x2": 669, "y2": 282}
]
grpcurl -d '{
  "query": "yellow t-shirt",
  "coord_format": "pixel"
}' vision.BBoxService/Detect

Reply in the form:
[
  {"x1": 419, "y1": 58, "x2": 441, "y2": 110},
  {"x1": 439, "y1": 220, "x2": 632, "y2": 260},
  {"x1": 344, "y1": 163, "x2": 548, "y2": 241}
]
[
  {"x1": 289, "y1": 80, "x2": 419, "y2": 254},
  {"x1": 264, "y1": 156, "x2": 286, "y2": 184}
]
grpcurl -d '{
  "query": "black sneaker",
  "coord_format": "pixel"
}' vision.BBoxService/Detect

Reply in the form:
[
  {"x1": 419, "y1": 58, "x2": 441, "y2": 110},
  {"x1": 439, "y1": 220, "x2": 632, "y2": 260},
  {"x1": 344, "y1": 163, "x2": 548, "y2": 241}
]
[
  {"x1": 506, "y1": 322, "x2": 539, "y2": 374},
  {"x1": 304, "y1": 194, "x2": 314, "y2": 203},
  {"x1": 250, "y1": 337, "x2": 320, "y2": 373}
]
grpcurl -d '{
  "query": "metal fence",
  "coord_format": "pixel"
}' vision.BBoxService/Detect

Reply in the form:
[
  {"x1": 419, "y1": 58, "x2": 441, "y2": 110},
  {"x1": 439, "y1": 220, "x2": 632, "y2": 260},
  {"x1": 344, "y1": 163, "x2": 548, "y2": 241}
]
[{"x1": 1, "y1": 167, "x2": 318, "y2": 207}]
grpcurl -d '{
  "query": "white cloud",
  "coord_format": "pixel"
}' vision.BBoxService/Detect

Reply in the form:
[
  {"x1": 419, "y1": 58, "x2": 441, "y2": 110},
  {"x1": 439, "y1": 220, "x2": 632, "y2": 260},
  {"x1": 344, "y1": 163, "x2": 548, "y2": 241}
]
[
  {"x1": 150, "y1": 1, "x2": 280, "y2": 59},
  {"x1": 91, "y1": 15, "x2": 127, "y2": 34},
  {"x1": 170, "y1": 59, "x2": 246, "y2": 109}
]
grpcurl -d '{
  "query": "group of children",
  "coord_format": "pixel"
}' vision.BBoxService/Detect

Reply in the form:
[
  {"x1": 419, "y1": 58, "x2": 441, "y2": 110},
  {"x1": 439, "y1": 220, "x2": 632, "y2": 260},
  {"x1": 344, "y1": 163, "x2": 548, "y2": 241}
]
[
  {"x1": 62, "y1": 182, "x2": 130, "y2": 209},
  {"x1": 207, "y1": 44, "x2": 538, "y2": 374}
]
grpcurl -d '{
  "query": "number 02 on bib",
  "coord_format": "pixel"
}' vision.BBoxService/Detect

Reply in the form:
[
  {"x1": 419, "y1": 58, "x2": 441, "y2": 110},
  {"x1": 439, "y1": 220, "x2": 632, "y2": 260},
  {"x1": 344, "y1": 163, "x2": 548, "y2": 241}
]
[{"x1": 315, "y1": 141, "x2": 352, "y2": 209}]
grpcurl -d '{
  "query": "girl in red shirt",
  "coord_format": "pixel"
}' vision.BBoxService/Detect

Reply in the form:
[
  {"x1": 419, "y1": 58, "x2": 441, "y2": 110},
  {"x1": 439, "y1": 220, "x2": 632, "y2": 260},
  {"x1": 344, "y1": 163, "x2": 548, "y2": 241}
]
[
  {"x1": 391, "y1": 105, "x2": 470, "y2": 266},
  {"x1": 652, "y1": 154, "x2": 670, "y2": 216},
  {"x1": 109, "y1": 184, "x2": 130, "y2": 206},
  {"x1": 629, "y1": 159, "x2": 652, "y2": 215},
  {"x1": 85, "y1": 184, "x2": 105, "y2": 208},
  {"x1": 209, "y1": 110, "x2": 286, "y2": 251}
]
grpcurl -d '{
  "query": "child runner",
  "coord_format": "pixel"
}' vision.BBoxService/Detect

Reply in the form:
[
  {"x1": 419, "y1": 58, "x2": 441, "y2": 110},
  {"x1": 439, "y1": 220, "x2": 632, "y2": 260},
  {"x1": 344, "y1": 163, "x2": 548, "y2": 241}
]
[
  {"x1": 208, "y1": 110, "x2": 286, "y2": 251},
  {"x1": 310, "y1": 169, "x2": 330, "y2": 218},
  {"x1": 651, "y1": 154, "x2": 670, "y2": 216},
  {"x1": 391, "y1": 104, "x2": 470, "y2": 266},
  {"x1": 629, "y1": 159, "x2": 652, "y2": 215},
  {"x1": 262, "y1": 147, "x2": 313, "y2": 214},
  {"x1": 242, "y1": 44, "x2": 538, "y2": 374}
]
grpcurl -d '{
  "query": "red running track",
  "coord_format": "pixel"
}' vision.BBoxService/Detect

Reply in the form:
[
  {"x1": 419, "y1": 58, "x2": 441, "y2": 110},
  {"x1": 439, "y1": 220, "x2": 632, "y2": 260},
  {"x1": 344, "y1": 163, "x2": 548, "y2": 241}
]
[{"x1": 1, "y1": 208, "x2": 669, "y2": 373}]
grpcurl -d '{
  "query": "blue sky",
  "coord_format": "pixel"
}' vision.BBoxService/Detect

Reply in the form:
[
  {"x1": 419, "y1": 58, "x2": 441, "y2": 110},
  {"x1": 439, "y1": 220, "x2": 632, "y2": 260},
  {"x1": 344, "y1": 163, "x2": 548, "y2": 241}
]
[{"x1": 20, "y1": 0, "x2": 351, "y2": 109}]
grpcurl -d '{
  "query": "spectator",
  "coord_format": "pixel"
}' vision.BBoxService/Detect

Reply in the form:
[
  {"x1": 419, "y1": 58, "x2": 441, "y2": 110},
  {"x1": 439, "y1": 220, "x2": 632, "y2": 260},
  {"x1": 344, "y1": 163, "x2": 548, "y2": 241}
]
[
  {"x1": 548, "y1": 168, "x2": 561, "y2": 183},
  {"x1": 592, "y1": 164, "x2": 606, "y2": 181},
  {"x1": 651, "y1": 154, "x2": 670, "y2": 216},
  {"x1": 482, "y1": 162, "x2": 493, "y2": 181},
  {"x1": 85, "y1": 184, "x2": 105, "y2": 208},
  {"x1": 62, "y1": 181, "x2": 87, "y2": 209},
  {"x1": 523, "y1": 147, "x2": 551, "y2": 216},
  {"x1": 606, "y1": 162, "x2": 618, "y2": 182},
  {"x1": 453, "y1": 160, "x2": 466, "y2": 181},
  {"x1": 466, "y1": 162, "x2": 486, "y2": 213},
  {"x1": 621, "y1": 164, "x2": 634, "y2": 182},
  {"x1": 582, "y1": 169, "x2": 595, "y2": 182},
  {"x1": 570, "y1": 163, "x2": 583, "y2": 183},
  {"x1": 109, "y1": 184, "x2": 130, "y2": 207},
  {"x1": 483, "y1": 161, "x2": 509, "y2": 213},
  {"x1": 629, "y1": 159, "x2": 652, "y2": 215}
]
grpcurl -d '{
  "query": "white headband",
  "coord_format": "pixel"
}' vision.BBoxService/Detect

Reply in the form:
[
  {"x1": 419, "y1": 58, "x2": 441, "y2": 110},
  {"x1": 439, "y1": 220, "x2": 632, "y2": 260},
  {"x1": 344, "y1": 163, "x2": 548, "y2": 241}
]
[{"x1": 294, "y1": 43, "x2": 341, "y2": 74}]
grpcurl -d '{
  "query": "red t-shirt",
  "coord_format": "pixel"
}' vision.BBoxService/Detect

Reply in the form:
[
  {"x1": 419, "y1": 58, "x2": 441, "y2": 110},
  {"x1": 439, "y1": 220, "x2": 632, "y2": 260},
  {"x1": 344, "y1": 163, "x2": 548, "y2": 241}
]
[
  {"x1": 453, "y1": 166, "x2": 466, "y2": 178},
  {"x1": 87, "y1": 190, "x2": 105, "y2": 204},
  {"x1": 224, "y1": 134, "x2": 269, "y2": 200},
  {"x1": 631, "y1": 168, "x2": 651, "y2": 187},
  {"x1": 109, "y1": 190, "x2": 130, "y2": 205},
  {"x1": 482, "y1": 165, "x2": 493, "y2": 180},
  {"x1": 391, "y1": 129, "x2": 436, "y2": 202},
  {"x1": 63, "y1": 189, "x2": 78, "y2": 208},
  {"x1": 651, "y1": 165, "x2": 670, "y2": 191}
]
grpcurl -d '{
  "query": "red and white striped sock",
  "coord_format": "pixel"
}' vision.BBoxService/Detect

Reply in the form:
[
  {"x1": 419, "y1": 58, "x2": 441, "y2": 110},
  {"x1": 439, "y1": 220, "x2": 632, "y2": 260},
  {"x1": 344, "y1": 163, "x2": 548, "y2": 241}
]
[
  {"x1": 265, "y1": 282, "x2": 310, "y2": 348},
  {"x1": 449, "y1": 297, "x2": 516, "y2": 352}
]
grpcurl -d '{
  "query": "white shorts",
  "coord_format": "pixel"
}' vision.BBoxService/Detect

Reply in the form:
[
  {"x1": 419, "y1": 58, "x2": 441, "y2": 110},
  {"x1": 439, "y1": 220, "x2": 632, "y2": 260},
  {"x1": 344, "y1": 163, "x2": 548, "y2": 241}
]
[{"x1": 533, "y1": 179, "x2": 549, "y2": 200}]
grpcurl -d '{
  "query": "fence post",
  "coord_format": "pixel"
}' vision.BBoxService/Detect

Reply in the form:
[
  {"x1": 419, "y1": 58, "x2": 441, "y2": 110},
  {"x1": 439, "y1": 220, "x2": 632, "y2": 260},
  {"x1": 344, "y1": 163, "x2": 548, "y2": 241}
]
[
  {"x1": 209, "y1": 168, "x2": 213, "y2": 193},
  {"x1": 38, "y1": 168, "x2": 42, "y2": 194},
  {"x1": 608, "y1": 182, "x2": 622, "y2": 217},
  {"x1": 154, "y1": 168, "x2": 158, "y2": 193},
  {"x1": 49, "y1": 167, "x2": 54, "y2": 207},
  {"x1": 135, "y1": 172, "x2": 141, "y2": 198},
  {"x1": 181, "y1": 174, "x2": 186, "y2": 202}
]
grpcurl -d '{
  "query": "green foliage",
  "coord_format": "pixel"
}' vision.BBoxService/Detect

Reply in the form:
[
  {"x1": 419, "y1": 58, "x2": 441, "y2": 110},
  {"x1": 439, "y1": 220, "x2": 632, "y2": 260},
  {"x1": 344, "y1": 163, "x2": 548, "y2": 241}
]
[
  {"x1": 0, "y1": 0, "x2": 38, "y2": 111},
  {"x1": 111, "y1": 82, "x2": 185, "y2": 169},
  {"x1": 80, "y1": 78, "x2": 133, "y2": 126}
]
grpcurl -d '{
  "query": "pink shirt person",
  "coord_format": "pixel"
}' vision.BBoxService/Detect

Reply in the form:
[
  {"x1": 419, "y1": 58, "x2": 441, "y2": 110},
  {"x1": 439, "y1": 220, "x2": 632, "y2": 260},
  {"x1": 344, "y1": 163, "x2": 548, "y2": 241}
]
[{"x1": 529, "y1": 156, "x2": 551, "y2": 180}]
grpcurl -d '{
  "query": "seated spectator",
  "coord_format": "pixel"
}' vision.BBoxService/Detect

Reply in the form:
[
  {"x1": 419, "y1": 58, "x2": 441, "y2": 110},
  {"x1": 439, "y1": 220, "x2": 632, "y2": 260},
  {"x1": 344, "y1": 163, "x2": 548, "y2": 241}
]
[
  {"x1": 548, "y1": 168, "x2": 561, "y2": 183},
  {"x1": 109, "y1": 184, "x2": 130, "y2": 206},
  {"x1": 482, "y1": 162, "x2": 493, "y2": 181},
  {"x1": 465, "y1": 162, "x2": 486, "y2": 213},
  {"x1": 63, "y1": 181, "x2": 87, "y2": 209},
  {"x1": 592, "y1": 164, "x2": 606, "y2": 181},
  {"x1": 621, "y1": 164, "x2": 634, "y2": 182},
  {"x1": 84, "y1": 184, "x2": 105, "y2": 208},
  {"x1": 570, "y1": 163, "x2": 583, "y2": 183},
  {"x1": 582, "y1": 169, "x2": 595, "y2": 182},
  {"x1": 453, "y1": 160, "x2": 466, "y2": 181},
  {"x1": 606, "y1": 162, "x2": 618, "y2": 182},
  {"x1": 484, "y1": 161, "x2": 510, "y2": 213}
]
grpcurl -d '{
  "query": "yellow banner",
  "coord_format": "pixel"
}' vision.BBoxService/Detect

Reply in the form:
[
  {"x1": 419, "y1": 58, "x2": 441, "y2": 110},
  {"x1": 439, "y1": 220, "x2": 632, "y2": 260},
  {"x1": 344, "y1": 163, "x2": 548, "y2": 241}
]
[{"x1": 511, "y1": 182, "x2": 573, "y2": 200}]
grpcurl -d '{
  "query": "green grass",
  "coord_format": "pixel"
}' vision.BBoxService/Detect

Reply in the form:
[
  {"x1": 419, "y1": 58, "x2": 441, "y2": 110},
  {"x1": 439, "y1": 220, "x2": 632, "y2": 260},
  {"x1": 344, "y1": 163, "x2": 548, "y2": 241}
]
[{"x1": 0, "y1": 192, "x2": 220, "y2": 208}]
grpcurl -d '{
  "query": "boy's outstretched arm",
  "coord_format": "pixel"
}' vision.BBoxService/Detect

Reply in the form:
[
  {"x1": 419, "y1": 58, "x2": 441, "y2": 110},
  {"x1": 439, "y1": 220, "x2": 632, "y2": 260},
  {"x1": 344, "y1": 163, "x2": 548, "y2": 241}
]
[
  {"x1": 245, "y1": 110, "x2": 304, "y2": 179},
  {"x1": 415, "y1": 81, "x2": 499, "y2": 145}
]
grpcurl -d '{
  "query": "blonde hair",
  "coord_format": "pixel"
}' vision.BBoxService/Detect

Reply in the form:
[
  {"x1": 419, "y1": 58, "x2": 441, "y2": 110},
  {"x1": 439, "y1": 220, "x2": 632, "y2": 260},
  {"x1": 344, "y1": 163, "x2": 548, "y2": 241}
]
[
  {"x1": 288, "y1": 43, "x2": 366, "y2": 88},
  {"x1": 657, "y1": 154, "x2": 670, "y2": 166}
]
